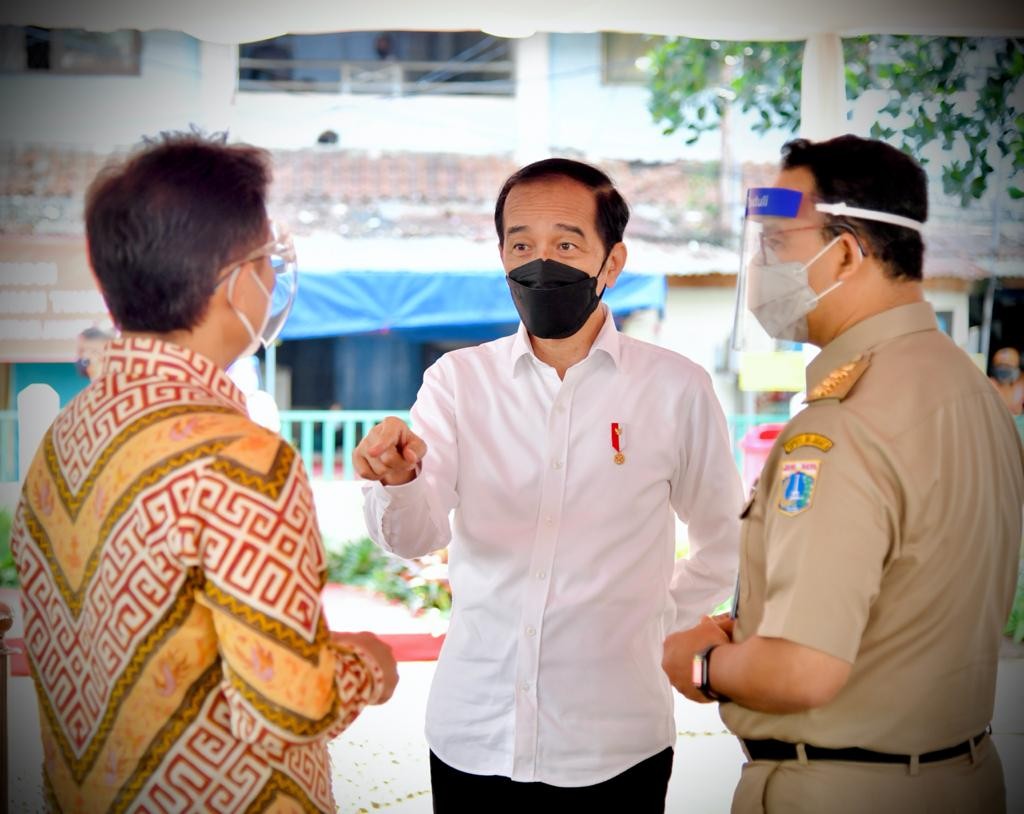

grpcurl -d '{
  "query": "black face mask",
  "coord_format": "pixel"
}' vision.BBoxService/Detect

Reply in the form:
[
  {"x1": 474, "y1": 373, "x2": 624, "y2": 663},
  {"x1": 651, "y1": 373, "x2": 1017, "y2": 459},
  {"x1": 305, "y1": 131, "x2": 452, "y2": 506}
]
[
  {"x1": 993, "y1": 365, "x2": 1019, "y2": 384},
  {"x1": 506, "y1": 258, "x2": 606, "y2": 339}
]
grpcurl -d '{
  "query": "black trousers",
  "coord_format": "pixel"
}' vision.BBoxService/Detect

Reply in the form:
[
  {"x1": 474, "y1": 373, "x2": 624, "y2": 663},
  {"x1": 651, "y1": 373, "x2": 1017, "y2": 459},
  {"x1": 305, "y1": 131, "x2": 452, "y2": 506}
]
[{"x1": 429, "y1": 747, "x2": 674, "y2": 813}]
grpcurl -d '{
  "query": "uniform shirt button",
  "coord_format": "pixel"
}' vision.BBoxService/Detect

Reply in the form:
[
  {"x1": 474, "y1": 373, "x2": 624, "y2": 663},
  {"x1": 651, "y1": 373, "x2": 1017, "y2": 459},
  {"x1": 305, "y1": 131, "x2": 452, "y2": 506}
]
[
  {"x1": 536, "y1": 571, "x2": 546, "y2": 580},
  {"x1": 521, "y1": 682, "x2": 531, "y2": 692},
  {"x1": 526, "y1": 626, "x2": 536, "y2": 637},
  {"x1": 552, "y1": 459, "x2": 563, "y2": 469}
]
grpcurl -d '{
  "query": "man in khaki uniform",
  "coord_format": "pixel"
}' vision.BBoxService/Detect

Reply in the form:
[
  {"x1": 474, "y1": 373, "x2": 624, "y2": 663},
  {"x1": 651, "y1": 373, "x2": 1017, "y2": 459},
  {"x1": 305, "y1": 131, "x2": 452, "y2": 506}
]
[{"x1": 662, "y1": 134, "x2": 1024, "y2": 814}]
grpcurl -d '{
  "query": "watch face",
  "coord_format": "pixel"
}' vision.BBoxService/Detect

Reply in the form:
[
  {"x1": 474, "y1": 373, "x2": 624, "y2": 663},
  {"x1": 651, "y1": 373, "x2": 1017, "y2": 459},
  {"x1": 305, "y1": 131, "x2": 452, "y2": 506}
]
[{"x1": 691, "y1": 655, "x2": 704, "y2": 687}]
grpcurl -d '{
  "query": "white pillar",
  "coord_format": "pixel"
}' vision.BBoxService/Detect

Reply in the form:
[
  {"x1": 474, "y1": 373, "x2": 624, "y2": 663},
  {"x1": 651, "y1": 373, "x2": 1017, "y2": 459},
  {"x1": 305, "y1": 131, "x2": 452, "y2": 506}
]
[
  {"x1": 17, "y1": 384, "x2": 58, "y2": 485},
  {"x1": 514, "y1": 34, "x2": 551, "y2": 166},
  {"x1": 199, "y1": 40, "x2": 238, "y2": 135},
  {"x1": 800, "y1": 34, "x2": 847, "y2": 142}
]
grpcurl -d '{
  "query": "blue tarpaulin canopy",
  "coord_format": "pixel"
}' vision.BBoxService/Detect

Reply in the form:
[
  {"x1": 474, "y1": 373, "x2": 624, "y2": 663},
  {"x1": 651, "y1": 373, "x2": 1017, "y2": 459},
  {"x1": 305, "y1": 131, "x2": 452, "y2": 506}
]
[{"x1": 281, "y1": 268, "x2": 666, "y2": 340}]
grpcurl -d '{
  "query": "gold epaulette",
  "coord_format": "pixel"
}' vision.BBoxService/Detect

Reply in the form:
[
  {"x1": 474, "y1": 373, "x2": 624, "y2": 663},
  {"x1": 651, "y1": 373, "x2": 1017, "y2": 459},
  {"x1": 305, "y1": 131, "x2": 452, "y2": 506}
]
[{"x1": 805, "y1": 353, "x2": 870, "y2": 403}]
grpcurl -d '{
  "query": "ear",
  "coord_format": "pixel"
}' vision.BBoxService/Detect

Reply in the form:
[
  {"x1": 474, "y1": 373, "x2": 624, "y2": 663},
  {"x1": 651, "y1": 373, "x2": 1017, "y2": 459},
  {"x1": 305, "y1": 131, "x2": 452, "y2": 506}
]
[
  {"x1": 835, "y1": 233, "x2": 865, "y2": 282},
  {"x1": 210, "y1": 263, "x2": 242, "y2": 313},
  {"x1": 602, "y1": 242, "x2": 628, "y2": 289}
]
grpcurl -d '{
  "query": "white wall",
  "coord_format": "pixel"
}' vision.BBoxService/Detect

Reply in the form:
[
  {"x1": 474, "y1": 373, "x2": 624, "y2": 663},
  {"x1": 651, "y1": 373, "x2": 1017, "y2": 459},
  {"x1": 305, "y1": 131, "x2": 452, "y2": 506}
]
[
  {"x1": 657, "y1": 285, "x2": 740, "y2": 412},
  {"x1": 0, "y1": 31, "x2": 203, "y2": 149},
  {"x1": 923, "y1": 288, "x2": 970, "y2": 348},
  {"x1": 227, "y1": 91, "x2": 518, "y2": 153},
  {"x1": 0, "y1": 28, "x2": 792, "y2": 164}
]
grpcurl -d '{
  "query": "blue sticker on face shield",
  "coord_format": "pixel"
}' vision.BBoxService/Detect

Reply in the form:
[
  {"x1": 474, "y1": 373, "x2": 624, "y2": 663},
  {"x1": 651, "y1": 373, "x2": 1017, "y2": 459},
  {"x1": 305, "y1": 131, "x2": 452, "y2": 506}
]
[{"x1": 746, "y1": 188, "x2": 803, "y2": 217}]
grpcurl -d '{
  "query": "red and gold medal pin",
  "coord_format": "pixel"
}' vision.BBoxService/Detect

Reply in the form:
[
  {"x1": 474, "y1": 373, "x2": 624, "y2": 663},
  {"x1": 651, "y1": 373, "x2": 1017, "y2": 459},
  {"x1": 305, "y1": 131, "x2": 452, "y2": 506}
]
[{"x1": 611, "y1": 422, "x2": 625, "y2": 465}]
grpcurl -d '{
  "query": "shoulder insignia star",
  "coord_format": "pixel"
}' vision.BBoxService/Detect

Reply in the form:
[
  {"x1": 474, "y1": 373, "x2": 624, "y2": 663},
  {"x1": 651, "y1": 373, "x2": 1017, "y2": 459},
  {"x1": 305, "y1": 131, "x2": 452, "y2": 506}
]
[{"x1": 805, "y1": 353, "x2": 871, "y2": 403}]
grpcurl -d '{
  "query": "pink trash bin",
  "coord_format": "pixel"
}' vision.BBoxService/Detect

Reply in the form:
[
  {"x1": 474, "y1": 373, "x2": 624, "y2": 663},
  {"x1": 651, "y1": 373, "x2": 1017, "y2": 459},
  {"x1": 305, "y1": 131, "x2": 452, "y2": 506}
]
[{"x1": 739, "y1": 423, "x2": 786, "y2": 492}]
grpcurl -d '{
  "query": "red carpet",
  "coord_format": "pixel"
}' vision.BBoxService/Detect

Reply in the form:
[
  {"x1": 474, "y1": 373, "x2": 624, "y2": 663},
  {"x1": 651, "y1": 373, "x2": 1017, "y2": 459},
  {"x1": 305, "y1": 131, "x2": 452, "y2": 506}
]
[{"x1": 376, "y1": 633, "x2": 445, "y2": 661}]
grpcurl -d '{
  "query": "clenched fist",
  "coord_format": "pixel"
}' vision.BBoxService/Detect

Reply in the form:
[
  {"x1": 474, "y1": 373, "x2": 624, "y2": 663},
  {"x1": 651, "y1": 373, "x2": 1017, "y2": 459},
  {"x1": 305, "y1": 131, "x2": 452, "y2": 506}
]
[
  {"x1": 331, "y1": 630, "x2": 399, "y2": 704},
  {"x1": 352, "y1": 416, "x2": 427, "y2": 486}
]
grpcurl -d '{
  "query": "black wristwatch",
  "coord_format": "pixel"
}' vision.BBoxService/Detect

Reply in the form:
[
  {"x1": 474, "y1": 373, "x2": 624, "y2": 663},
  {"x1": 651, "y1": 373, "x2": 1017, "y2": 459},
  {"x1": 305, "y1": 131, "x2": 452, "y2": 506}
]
[{"x1": 692, "y1": 645, "x2": 731, "y2": 703}]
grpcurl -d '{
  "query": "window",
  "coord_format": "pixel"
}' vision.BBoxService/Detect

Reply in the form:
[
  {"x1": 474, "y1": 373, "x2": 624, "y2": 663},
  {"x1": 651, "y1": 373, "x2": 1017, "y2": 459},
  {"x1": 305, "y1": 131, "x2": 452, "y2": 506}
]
[
  {"x1": 0, "y1": 26, "x2": 141, "y2": 75},
  {"x1": 239, "y1": 31, "x2": 514, "y2": 96},
  {"x1": 602, "y1": 32, "x2": 664, "y2": 85}
]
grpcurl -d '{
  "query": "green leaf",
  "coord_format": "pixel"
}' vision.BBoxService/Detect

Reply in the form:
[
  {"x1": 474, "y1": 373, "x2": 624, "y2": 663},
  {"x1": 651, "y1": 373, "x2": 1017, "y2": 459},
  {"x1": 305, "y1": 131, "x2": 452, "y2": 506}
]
[
  {"x1": 1008, "y1": 187, "x2": 1024, "y2": 199},
  {"x1": 645, "y1": 33, "x2": 1021, "y2": 205}
]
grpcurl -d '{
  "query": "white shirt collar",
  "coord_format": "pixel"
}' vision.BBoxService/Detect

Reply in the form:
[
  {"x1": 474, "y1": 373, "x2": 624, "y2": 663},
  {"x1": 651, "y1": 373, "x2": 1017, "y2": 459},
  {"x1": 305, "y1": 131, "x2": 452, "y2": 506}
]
[{"x1": 508, "y1": 305, "x2": 622, "y2": 377}]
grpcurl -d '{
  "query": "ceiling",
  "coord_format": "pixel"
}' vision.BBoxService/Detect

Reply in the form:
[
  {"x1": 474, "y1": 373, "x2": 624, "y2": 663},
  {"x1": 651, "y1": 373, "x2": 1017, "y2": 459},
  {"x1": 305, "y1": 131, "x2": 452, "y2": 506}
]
[{"x1": 2, "y1": 0, "x2": 1022, "y2": 44}]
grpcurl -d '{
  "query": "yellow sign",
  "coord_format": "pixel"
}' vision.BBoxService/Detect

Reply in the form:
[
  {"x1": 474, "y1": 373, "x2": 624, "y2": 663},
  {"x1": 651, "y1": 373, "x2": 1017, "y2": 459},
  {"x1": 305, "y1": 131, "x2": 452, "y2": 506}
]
[{"x1": 738, "y1": 351, "x2": 805, "y2": 392}]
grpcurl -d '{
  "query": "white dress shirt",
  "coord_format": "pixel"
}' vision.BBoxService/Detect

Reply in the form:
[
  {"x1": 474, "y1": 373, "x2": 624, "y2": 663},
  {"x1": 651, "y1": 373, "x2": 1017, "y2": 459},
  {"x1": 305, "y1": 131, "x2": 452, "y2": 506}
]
[{"x1": 363, "y1": 308, "x2": 742, "y2": 786}]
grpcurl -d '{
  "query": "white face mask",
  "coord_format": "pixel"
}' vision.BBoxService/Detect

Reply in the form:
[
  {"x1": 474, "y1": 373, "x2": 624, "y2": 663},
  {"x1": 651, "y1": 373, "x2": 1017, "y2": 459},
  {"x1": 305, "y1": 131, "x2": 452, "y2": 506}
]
[
  {"x1": 747, "y1": 236, "x2": 843, "y2": 342},
  {"x1": 227, "y1": 266, "x2": 272, "y2": 358}
]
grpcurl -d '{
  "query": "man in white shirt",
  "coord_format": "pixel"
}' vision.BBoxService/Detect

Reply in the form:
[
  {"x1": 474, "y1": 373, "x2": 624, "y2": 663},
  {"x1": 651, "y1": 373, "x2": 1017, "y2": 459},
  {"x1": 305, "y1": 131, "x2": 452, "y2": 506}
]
[{"x1": 354, "y1": 158, "x2": 742, "y2": 812}]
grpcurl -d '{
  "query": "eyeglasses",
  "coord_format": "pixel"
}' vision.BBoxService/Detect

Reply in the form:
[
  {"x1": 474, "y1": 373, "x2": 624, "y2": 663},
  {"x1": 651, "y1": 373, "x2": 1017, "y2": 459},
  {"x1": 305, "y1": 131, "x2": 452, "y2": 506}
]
[
  {"x1": 758, "y1": 222, "x2": 866, "y2": 261},
  {"x1": 215, "y1": 223, "x2": 296, "y2": 287},
  {"x1": 757, "y1": 225, "x2": 823, "y2": 260}
]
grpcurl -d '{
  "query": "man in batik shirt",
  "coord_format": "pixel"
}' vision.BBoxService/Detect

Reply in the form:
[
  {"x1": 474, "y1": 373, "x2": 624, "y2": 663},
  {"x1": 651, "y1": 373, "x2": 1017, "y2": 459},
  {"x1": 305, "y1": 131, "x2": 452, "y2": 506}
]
[{"x1": 11, "y1": 133, "x2": 398, "y2": 813}]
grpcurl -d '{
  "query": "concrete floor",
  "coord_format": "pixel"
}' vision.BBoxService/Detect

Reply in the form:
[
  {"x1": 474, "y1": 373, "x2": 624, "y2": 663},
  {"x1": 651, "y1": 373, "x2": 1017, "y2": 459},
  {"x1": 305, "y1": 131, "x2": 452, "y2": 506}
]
[
  {"x1": 4, "y1": 589, "x2": 1022, "y2": 813},
  {"x1": 328, "y1": 660, "x2": 1024, "y2": 814},
  {"x1": 329, "y1": 661, "x2": 747, "y2": 813}
]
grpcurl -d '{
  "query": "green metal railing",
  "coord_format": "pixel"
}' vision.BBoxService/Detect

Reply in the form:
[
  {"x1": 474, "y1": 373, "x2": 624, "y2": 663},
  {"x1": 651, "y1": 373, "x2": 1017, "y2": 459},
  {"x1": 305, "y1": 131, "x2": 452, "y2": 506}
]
[
  {"x1": 223, "y1": 411, "x2": 1024, "y2": 480},
  {"x1": 279, "y1": 410, "x2": 411, "y2": 481},
  {"x1": 2, "y1": 409, "x2": 1022, "y2": 483},
  {"x1": 0, "y1": 412, "x2": 16, "y2": 483},
  {"x1": 277, "y1": 410, "x2": 785, "y2": 480}
]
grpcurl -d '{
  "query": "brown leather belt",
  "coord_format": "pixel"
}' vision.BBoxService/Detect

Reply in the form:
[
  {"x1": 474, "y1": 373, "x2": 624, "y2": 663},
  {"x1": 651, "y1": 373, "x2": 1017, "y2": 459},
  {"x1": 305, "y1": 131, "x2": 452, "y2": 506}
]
[{"x1": 743, "y1": 727, "x2": 990, "y2": 765}]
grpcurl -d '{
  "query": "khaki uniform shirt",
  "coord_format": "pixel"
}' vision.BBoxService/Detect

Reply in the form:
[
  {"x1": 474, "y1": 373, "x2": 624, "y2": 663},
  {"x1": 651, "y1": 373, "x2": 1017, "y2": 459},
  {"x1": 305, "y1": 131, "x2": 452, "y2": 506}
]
[{"x1": 722, "y1": 303, "x2": 1024, "y2": 754}]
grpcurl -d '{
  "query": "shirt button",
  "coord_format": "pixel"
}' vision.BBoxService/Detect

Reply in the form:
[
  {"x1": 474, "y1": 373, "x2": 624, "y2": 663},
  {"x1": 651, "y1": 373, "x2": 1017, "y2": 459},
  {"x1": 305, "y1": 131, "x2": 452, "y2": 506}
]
[
  {"x1": 536, "y1": 571, "x2": 546, "y2": 580},
  {"x1": 552, "y1": 460, "x2": 563, "y2": 469},
  {"x1": 526, "y1": 626, "x2": 536, "y2": 637},
  {"x1": 544, "y1": 515, "x2": 554, "y2": 526},
  {"x1": 554, "y1": 404, "x2": 565, "y2": 413},
  {"x1": 521, "y1": 682, "x2": 531, "y2": 692}
]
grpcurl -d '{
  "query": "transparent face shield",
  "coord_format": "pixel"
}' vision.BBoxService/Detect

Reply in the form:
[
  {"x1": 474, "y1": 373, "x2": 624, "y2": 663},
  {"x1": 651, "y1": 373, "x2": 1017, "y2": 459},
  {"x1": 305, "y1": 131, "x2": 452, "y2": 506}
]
[
  {"x1": 260, "y1": 222, "x2": 298, "y2": 346},
  {"x1": 730, "y1": 188, "x2": 924, "y2": 350},
  {"x1": 732, "y1": 187, "x2": 832, "y2": 349},
  {"x1": 219, "y1": 221, "x2": 298, "y2": 348}
]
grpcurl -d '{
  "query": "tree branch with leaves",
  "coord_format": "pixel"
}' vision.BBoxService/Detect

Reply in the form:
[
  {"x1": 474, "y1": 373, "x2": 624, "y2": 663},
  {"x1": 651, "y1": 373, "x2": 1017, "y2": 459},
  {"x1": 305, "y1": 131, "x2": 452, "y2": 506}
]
[{"x1": 646, "y1": 36, "x2": 1023, "y2": 205}]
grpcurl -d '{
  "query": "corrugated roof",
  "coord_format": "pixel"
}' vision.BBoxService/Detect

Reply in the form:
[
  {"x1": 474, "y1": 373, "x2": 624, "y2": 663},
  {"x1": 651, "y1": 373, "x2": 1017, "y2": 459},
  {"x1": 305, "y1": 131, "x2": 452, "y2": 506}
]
[{"x1": 0, "y1": 143, "x2": 1020, "y2": 279}]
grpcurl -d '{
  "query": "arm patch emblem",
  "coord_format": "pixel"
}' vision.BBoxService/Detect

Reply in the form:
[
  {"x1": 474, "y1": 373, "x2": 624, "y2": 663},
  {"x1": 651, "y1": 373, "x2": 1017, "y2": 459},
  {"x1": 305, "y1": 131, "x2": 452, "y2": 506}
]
[{"x1": 778, "y1": 460, "x2": 820, "y2": 516}]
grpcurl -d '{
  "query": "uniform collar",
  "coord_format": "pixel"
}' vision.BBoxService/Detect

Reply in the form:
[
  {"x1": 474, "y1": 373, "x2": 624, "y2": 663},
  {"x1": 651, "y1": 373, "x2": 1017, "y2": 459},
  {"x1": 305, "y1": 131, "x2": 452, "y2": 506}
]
[
  {"x1": 99, "y1": 336, "x2": 248, "y2": 414},
  {"x1": 807, "y1": 302, "x2": 938, "y2": 393},
  {"x1": 509, "y1": 305, "x2": 621, "y2": 377}
]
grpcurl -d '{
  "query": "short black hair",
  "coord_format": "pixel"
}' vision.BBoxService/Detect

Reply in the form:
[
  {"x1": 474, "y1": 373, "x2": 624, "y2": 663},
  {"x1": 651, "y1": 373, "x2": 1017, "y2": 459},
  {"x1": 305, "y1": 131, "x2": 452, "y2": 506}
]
[
  {"x1": 494, "y1": 158, "x2": 630, "y2": 254},
  {"x1": 781, "y1": 135, "x2": 928, "y2": 280},
  {"x1": 85, "y1": 131, "x2": 271, "y2": 333}
]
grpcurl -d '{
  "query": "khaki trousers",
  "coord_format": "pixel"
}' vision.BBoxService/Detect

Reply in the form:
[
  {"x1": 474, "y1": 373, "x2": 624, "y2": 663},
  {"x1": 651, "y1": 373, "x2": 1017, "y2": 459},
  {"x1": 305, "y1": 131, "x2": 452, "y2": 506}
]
[{"x1": 731, "y1": 735, "x2": 1005, "y2": 814}]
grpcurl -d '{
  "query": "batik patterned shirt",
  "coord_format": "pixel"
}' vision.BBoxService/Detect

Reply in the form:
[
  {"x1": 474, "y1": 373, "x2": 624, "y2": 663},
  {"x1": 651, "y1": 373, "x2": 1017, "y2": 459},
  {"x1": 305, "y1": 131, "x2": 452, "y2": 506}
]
[{"x1": 11, "y1": 337, "x2": 382, "y2": 813}]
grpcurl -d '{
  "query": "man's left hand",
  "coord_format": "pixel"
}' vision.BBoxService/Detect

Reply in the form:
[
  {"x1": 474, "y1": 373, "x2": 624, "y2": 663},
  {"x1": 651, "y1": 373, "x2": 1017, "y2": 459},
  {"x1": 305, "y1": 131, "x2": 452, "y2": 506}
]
[{"x1": 662, "y1": 615, "x2": 729, "y2": 703}]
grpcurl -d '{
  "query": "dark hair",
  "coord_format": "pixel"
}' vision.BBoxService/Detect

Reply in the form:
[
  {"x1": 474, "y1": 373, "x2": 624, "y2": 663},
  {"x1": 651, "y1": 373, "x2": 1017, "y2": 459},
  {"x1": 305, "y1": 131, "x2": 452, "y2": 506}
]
[
  {"x1": 494, "y1": 158, "x2": 630, "y2": 254},
  {"x1": 85, "y1": 131, "x2": 271, "y2": 333},
  {"x1": 780, "y1": 135, "x2": 928, "y2": 280},
  {"x1": 78, "y1": 326, "x2": 114, "y2": 341}
]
